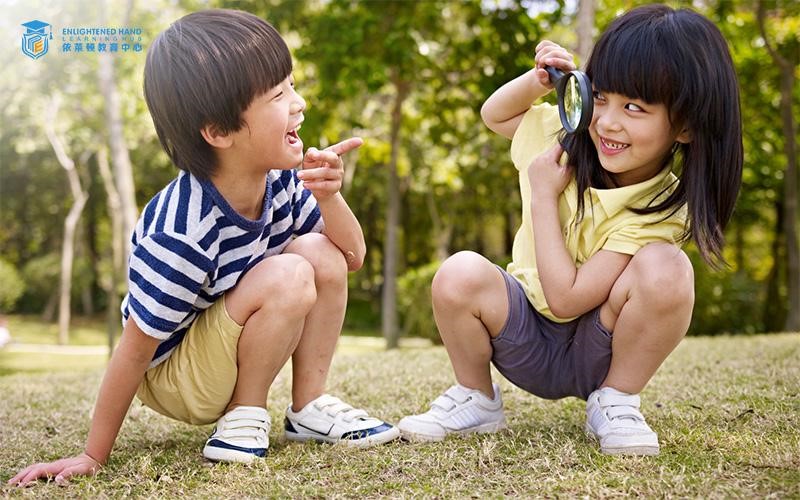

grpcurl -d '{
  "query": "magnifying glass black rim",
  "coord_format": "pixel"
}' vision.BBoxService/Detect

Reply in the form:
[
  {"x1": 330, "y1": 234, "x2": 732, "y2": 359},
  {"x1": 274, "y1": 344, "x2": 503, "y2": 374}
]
[{"x1": 557, "y1": 70, "x2": 593, "y2": 134}]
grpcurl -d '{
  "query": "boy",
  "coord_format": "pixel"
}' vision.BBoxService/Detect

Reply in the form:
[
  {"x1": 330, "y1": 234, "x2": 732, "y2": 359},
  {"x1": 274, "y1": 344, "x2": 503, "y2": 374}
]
[{"x1": 10, "y1": 9, "x2": 398, "y2": 486}]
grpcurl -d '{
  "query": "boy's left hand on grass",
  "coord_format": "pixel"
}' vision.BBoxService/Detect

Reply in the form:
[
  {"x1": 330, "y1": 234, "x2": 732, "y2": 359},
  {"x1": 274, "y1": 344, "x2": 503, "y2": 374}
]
[
  {"x1": 529, "y1": 143, "x2": 572, "y2": 202},
  {"x1": 298, "y1": 137, "x2": 363, "y2": 201},
  {"x1": 7, "y1": 453, "x2": 102, "y2": 488}
]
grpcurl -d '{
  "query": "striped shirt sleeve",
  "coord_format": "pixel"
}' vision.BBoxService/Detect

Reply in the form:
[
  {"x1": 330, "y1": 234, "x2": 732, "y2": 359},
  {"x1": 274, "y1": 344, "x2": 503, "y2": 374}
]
[
  {"x1": 290, "y1": 170, "x2": 324, "y2": 236},
  {"x1": 126, "y1": 231, "x2": 215, "y2": 339}
]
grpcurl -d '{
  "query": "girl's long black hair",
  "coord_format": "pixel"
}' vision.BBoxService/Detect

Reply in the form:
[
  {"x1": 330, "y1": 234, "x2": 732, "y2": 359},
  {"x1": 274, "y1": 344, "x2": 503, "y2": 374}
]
[{"x1": 561, "y1": 4, "x2": 743, "y2": 267}]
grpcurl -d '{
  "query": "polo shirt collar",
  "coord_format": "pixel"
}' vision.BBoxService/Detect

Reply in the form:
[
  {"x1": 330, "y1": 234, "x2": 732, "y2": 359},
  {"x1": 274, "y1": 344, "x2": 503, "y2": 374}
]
[{"x1": 590, "y1": 167, "x2": 676, "y2": 217}]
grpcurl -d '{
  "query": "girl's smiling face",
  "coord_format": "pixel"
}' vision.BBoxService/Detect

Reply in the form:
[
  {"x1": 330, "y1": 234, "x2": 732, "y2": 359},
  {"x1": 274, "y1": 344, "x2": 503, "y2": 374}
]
[{"x1": 589, "y1": 90, "x2": 691, "y2": 186}]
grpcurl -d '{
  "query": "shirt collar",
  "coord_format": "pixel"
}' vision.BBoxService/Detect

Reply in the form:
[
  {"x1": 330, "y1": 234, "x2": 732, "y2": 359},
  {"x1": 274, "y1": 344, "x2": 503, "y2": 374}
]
[{"x1": 591, "y1": 167, "x2": 677, "y2": 217}]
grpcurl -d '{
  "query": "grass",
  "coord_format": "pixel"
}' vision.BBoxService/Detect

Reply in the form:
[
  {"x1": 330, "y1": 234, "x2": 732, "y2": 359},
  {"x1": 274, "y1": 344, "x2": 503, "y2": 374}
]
[{"x1": 1, "y1": 325, "x2": 798, "y2": 497}]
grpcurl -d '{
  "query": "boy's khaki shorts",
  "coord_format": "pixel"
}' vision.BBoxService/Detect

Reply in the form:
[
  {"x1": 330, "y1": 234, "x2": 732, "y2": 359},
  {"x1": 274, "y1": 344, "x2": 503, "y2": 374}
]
[{"x1": 135, "y1": 296, "x2": 244, "y2": 425}]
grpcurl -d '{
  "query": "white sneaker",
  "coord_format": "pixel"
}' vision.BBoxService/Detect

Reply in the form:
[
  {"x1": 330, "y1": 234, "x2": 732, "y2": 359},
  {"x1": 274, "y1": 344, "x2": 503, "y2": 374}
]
[
  {"x1": 398, "y1": 383, "x2": 507, "y2": 442},
  {"x1": 202, "y1": 406, "x2": 270, "y2": 463},
  {"x1": 284, "y1": 394, "x2": 400, "y2": 447},
  {"x1": 585, "y1": 387, "x2": 659, "y2": 456}
]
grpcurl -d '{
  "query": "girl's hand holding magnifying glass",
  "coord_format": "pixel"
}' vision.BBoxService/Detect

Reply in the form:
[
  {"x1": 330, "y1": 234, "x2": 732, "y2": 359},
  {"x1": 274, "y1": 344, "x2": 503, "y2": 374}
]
[{"x1": 533, "y1": 41, "x2": 576, "y2": 90}]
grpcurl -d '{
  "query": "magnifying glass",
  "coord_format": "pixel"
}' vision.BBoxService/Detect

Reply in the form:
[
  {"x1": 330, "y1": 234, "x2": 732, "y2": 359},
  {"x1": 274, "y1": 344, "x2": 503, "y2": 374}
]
[{"x1": 544, "y1": 66, "x2": 593, "y2": 134}]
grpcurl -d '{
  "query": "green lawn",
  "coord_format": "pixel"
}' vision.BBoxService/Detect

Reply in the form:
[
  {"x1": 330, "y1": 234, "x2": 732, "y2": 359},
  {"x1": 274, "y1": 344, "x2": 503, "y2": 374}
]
[{"x1": 1, "y1": 329, "x2": 798, "y2": 497}]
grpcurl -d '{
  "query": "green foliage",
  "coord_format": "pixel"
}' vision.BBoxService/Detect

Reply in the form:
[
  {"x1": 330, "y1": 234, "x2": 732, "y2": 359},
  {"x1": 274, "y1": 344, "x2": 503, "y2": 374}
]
[
  {"x1": 19, "y1": 254, "x2": 60, "y2": 313},
  {"x1": 17, "y1": 253, "x2": 94, "y2": 313},
  {"x1": 397, "y1": 261, "x2": 441, "y2": 344},
  {"x1": 0, "y1": 0, "x2": 797, "y2": 335},
  {"x1": 688, "y1": 251, "x2": 766, "y2": 335},
  {"x1": 0, "y1": 259, "x2": 25, "y2": 313}
]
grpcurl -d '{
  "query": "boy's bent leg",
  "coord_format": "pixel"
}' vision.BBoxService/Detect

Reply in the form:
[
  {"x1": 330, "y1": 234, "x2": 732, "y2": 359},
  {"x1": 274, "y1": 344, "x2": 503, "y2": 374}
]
[
  {"x1": 224, "y1": 253, "x2": 317, "y2": 411},
  {"x1": 201, "y1": 254, "x2": 316, "y2": 463},
  {"x1": 282, "y1": 233, "x2": 400, "y2": 446},
  {"x1": 398, "y1": 252, "x2": 508, "y2": 442},
  {"x1": 587, "y1": 243, "x2": 694, "y2": 456},
  {"x1": 282, "y1": 233, "x2": 348, "y2": 410}
]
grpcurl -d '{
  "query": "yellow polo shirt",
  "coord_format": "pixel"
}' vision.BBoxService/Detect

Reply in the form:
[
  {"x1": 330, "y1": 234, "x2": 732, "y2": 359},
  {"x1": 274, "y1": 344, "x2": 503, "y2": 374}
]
[{"x1": 506, "y1": 104, "x2": 688, "y2": 322}]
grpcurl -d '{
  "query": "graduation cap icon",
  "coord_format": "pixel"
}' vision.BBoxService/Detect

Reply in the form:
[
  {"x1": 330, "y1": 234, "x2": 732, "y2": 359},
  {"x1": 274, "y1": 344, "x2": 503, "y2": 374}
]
[
  {"x1": 21, "y1": 20, "x2": 52, "y2": 60},
  {"x1": 22, "y1": 20, "x2": 52, "y2": 37}
]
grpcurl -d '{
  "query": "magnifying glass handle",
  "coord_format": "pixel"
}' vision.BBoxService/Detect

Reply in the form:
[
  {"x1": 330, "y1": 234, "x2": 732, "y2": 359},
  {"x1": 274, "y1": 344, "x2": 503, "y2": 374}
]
[{"x1": 544, "y1": 66, "x2": 565, "y2": 85}]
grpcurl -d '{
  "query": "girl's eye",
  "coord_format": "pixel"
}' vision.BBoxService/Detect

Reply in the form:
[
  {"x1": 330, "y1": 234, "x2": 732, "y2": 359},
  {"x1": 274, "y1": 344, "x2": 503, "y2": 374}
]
[
  {"x1": 625, "y1": 103, "x2": 644, "y2": 112},
  {"x1": 592, "y1": 90, "x2": 605, "y2": 102}
]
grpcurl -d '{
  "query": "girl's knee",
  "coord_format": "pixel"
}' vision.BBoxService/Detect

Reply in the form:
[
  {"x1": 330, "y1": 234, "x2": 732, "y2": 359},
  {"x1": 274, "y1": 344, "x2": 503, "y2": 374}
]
[
  {"x1": 631, "y1": 244, "x2": 694, "y2": 308},
  {"x1": 432, "y1": 251, "x2": 495, "y2": 305}
]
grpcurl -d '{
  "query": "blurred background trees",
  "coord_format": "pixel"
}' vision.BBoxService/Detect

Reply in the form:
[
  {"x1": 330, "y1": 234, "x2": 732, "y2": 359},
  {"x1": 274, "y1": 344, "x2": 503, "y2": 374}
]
[{"x1": 0, "y1": 0, "x2": 797, "y2": 347}]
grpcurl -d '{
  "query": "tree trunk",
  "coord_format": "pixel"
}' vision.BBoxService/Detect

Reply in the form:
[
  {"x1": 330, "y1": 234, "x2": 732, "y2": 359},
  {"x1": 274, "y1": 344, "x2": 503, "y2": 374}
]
[
  {"x1": 763, "y1": 201, "x2": 787, "y2": 332},
  {"x1": 98, "y1": 0, "x2": 137, "y2": 262},
  {"x1": 98, "y1": 148, "x2": 124, "y2": 357},
  {"x1": 778, "y1": 67, "x2": 799, "y2": 330},
  {"x1": 382, "y1": 76, "x2": 410, "y2": 349},
  {"x1": 425, "y1": 189, "x2": 452, "y2": 262},
  {"x1": 45, "y1": 95, "x2": 88, "y2": 345},
  {"x1": 576, "y1": 0, "x2": 595, "y2": 67},
  {"x1": 757, "y1": 1, "x2": 800, "y2": 331}
]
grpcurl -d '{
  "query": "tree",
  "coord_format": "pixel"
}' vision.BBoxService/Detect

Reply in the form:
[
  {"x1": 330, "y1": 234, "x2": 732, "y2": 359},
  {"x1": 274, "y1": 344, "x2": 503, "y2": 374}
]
[
  {"x1": 44, "y1": 94, "x2": 88, "y2": 345},
  {"x1": 757, "y1": 0, "x2": 800, "y2": 331}
]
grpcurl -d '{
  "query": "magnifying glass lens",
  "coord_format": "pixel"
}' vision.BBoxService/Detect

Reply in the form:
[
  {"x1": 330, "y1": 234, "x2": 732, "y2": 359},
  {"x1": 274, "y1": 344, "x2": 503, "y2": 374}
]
[{"x1": 564, "y1": 75, "x2": 583, "y2": 131}]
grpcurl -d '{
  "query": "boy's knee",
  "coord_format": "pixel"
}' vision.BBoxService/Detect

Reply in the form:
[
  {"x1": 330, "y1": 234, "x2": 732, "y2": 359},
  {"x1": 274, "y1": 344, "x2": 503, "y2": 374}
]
[
  {"x1": 631, "y1": 244, "x2": 694, "y2": 309},
  {"x1": 286, "y1": 233, "x2": 347, "y2": 286},
  {"x1": 432, "y1": 251, "x2": 492, "y2": 305},
  {"x1": 253, "y1": 254, "x2": 317, "y2": 312}
]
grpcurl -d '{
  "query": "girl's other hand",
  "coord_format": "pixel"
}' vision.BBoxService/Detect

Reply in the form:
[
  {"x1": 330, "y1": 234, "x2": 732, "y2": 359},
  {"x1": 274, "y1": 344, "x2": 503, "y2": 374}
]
[
  {"x1": 533, "y1": 40, "x2": 577, "y2": 90},
  {"x1": 528, "y1": 143, "x2": 572, "y2": 202}
]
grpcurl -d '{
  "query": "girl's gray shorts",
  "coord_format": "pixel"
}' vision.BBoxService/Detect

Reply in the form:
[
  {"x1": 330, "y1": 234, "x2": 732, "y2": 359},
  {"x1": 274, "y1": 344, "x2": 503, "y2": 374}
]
[{"x1": 491, "y1": 267, "x2": 613, "y2": 401}]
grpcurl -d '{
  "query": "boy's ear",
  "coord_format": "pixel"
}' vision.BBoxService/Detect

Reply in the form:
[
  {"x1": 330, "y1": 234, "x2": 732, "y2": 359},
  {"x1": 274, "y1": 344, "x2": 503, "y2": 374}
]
[
  {"x1": 200, "y1": 124, "x2": 234, "y2": 149},
  {"x1": 676, "y1": 127, "x2": 692, "y2": 144}
]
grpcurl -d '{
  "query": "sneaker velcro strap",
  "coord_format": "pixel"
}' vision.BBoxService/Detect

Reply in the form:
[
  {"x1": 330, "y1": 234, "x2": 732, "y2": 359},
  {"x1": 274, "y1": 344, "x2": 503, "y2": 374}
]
[
  {"x1": 605, "y1": 405, "x2": 645, "y2": 422},
  {"x1": 431, "y1": 394, "x2": 457, "y2": 412},
  {"x1": 313, "y1": 395, "x2": 369, "y2": 422},
  {"x1": 219, "y1": 426, "x2": 267, "y2": 439},
  {"x1": 598, "y1": 392, "x2": 641, "y2": 409}
]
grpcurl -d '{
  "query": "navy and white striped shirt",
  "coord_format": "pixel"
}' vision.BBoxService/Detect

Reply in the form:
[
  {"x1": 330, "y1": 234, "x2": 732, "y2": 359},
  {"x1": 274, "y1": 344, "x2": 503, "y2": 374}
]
[{"x1": 121, "y1": 169, "x2": 323, "y2": 367}]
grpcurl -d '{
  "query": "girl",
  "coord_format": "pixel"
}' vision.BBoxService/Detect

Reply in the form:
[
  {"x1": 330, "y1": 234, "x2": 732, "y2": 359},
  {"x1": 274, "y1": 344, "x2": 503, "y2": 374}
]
[{"x1": 398, "y1": 4, "x2": 742, "y2": 456}]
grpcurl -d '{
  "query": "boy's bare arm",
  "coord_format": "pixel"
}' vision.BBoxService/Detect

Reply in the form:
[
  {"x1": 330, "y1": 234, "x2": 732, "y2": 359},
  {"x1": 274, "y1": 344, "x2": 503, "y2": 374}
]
[
  {"x1": 8, "y1": 318, "x2": 159, "y2": 487},
  {"x1": 481, "y1": 41, "x2": 576, "y2": 140},
  {"x1": 298, "y1": 138, "x2": 366, "y2": 271}
]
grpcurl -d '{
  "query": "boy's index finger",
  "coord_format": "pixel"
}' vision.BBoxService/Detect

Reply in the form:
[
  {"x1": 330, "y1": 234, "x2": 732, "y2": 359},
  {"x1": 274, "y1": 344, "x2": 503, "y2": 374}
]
[{"x1": 325, "y1": 137, "x2": 364, "y2": 157}]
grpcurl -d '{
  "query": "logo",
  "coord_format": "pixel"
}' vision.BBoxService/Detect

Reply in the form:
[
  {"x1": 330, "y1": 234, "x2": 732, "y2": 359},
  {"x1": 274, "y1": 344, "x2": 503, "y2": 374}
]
[{"x1": 21, "y1": 20, "x2": 52, "y2": 60}]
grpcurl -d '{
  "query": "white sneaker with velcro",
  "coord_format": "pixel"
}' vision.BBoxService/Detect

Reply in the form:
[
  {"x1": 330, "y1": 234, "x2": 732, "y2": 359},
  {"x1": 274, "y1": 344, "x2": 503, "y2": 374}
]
[
  {"x1": 202, "y1": 406, "x2": 270, "y2": 463},
  {"x1": 284, "y1": 394, "x2": 400, "y2": 447},
  {"x1": 397, "y1": 383, "x2": 507, "y2": 442},
  {"x1": 585, "y1": 386, "x2": 660, "y2": 456}
]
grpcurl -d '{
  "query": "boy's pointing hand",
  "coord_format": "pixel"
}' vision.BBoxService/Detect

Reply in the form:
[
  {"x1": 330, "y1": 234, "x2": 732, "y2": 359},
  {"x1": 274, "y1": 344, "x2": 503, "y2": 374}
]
[{"x1": 298, "y1": 137, "x2": 363, "y2": 201}]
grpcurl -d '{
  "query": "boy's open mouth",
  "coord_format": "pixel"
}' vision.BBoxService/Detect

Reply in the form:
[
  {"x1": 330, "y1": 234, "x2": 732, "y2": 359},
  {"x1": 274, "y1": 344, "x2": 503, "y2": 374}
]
[{"x1": 286, "y1": 124, "x2": 301, "y2": 145}]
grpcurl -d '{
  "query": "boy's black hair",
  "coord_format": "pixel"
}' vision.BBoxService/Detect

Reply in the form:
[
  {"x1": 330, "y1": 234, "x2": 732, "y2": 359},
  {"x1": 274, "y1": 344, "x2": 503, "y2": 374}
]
[
  {"x1": 144, "y1": 9, "x2": 292, "y2": 180},
  {"x1": 561, "y1": 4, "x2": 743, "y2": 267}
]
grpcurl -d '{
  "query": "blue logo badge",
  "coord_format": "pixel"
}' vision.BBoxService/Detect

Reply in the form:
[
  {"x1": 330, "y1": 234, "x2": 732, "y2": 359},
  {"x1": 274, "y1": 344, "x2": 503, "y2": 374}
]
[{"x1": 21, "y1": 20, "x2": 52, "y2": 60}]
